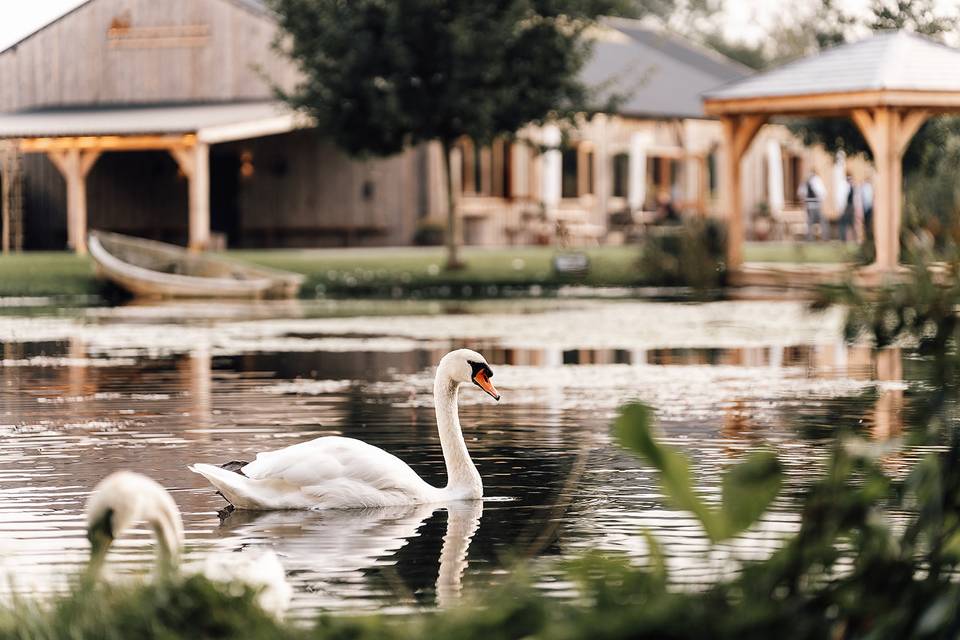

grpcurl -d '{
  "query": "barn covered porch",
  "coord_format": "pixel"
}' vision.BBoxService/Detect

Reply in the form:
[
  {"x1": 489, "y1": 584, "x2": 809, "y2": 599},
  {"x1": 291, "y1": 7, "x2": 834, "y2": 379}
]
[
  {"x1": 703, "y1": 31, "x2": 960, "y2": 288},
  {"x1": 0, "y1": 101, "x2": 302, "y2": 254}
]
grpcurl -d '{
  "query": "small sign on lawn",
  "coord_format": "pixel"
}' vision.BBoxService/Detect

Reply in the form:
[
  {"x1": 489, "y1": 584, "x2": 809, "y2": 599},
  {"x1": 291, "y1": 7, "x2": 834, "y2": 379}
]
[{"x1": 553, "y1": 252, "x2": 590, "y2": 276}]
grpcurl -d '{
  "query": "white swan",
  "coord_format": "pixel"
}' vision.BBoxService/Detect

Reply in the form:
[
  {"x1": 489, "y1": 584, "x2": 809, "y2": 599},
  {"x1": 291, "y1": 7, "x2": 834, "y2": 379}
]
[
  {"x1": 84, "y1": 471, "x2": 292, "y2": 617},
  {"x1": 86, "y1": 471, "x2": 184, "y2": 578},
  {"x1": 189, "y1": 348, "x2": 500, "y2": 510}
]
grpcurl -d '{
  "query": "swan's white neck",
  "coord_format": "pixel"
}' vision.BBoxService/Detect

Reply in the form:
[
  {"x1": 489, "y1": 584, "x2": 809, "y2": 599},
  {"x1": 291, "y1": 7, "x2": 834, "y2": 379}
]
[{"x1": 434, "y1": 375, "x2": 482, "y2": 499}]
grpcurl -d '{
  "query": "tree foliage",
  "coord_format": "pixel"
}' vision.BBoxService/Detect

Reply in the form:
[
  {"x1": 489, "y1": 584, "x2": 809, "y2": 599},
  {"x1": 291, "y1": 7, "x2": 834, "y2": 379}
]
[
  {"x1": 270, "y1": 0, "x2": 637, "y2": 156},
  {"x1": 268, "y1": 0, "x2": 644, "y2": 267}
]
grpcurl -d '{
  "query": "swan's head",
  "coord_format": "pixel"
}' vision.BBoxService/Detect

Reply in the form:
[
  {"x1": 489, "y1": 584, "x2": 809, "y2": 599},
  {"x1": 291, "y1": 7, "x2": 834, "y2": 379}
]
[
  {"x1": 85, "y1": 471, "x2": 184, "y2": 577},
  {"x1": 438, "y1": 349, "x2": 500, "y2": 401}
]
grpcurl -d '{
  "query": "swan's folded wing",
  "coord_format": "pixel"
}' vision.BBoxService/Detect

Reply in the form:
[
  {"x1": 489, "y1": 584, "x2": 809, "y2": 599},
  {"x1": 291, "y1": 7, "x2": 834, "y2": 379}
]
[{"x1": 241, "y1": 436, "x2": 430, "y2": 493}]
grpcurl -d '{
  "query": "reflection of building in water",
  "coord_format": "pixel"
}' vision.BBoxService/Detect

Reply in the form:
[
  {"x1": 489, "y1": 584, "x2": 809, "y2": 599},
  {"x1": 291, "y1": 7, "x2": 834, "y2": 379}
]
[
  {"x1": 456, "y1": 343, "x2": 876, "y2": 375},
  {"x1": 185, "y1": 342, "x2": 212, "y2": 430},
  {"x1": 872, "y1": 347, "x2": 903, "y2": 440},
  {"x1": 68, "y1": 336, "x2": 89, "y2": 399}
]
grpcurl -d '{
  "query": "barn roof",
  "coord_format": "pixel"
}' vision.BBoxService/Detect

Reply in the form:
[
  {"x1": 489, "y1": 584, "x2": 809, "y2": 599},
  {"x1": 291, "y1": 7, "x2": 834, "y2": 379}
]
[
  {"x1": 0, "y1": 101, "x2": 301, "y2": 143},
  {"x1": 584, "y1": 19, "x2": 752, "y2": 119}
]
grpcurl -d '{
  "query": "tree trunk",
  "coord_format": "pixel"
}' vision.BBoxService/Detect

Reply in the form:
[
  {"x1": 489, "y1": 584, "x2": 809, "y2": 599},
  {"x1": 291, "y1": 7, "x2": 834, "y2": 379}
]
[{"x1": 441, "y1": 138, "x2": 464, "y2": 270}]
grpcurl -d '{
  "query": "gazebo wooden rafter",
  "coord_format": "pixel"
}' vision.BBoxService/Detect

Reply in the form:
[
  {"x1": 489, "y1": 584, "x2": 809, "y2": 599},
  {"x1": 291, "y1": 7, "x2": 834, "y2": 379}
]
[{"x1": 703, "y1": 31, "x2": 960, "y2": 279}]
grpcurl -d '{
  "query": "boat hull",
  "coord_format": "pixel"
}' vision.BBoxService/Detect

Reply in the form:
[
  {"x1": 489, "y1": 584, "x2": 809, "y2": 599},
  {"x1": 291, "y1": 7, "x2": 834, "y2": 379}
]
[{"x1": 88, "y1": 232, "x2": 304, "y2": 299}]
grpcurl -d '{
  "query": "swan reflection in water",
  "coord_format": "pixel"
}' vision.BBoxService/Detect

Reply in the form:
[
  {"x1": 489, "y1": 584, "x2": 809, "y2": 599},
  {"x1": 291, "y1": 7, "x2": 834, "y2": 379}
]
[{"x1": 211, "y1": 498, "x2": 484, "y2": 609}]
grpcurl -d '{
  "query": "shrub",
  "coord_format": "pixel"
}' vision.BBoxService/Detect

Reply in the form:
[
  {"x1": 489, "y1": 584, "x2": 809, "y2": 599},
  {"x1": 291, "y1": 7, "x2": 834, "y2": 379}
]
[
  {"x1": 637, "y1": 218, "x2": 727, "y2": 289},
  {"x1": 412, "y1": 222, "x2": 446, "y2": 246}
]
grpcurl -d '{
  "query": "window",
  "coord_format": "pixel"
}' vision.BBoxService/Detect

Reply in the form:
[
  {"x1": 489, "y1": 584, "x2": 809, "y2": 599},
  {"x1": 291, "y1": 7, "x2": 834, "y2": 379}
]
[
  {"x1": 645, "y1": 157, "x2": 661, "y2": 210},
  {"x1": 561, "y1": 148, "x2": 578, "y2": 198},
  {"x1": 612, "y1": 153, "x2": 629, "y2": 197},
  {"x1": 707, "y1": 152, "x2": 718, "y2": 196},
  {"x1": 500, "y1": 142, "x2": 512, "y2": 198},
  {"x1": 456, "y1": 137, "x2": 513, "y2": 198},
  {"x1": 584, "y1": 150, "x2": 594, "y2": 195},
  {"x1": 473, "y1": 144, "x2": 483, "y2": 195},
  {"x1": 454, "y1": 138, "x2": 474, "y2": 193},
  {"x1": 788, "y1": 155, "x2": 802, "y2": 203}
]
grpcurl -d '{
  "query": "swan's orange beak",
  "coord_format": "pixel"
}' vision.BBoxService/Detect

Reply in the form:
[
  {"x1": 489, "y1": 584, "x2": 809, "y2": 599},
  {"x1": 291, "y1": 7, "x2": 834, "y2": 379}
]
[{"x1": 473, "y1": 368, "x2": 500, "y2": 401}]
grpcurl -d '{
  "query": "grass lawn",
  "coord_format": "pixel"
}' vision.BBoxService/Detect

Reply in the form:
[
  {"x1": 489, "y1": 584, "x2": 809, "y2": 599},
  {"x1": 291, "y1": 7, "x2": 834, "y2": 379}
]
[
  {"x1": 0, "y1": 241, "x2": 856, "y2": 299},
  {"x1": 230, "y1": 245, "x2": 642, "y2": 295},
  {"x1": 744, "y1": 241, "x2": 856, "y2": 264},
  {"x1": 0, "y1": 251, "x2": 101, "y2": 297}
]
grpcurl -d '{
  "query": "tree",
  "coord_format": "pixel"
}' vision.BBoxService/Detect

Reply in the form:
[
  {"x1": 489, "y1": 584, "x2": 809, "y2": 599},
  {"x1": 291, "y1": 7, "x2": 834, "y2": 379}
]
[
  {"x1": 869, "y1": 0, "x2": 955, "y2": 37},
  {"x1": 269, "y1": 0, "x2": 639, "y2": 269}
]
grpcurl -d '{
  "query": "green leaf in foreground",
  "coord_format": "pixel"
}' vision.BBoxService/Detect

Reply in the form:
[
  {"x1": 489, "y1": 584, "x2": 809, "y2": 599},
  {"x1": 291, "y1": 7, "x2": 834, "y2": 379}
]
[
  {"x1": 719, "y1": 451, "x2": 783, "y2": 539},
  {"x1": 614, "y1": 402, "x2": 782, "y2": 543}
]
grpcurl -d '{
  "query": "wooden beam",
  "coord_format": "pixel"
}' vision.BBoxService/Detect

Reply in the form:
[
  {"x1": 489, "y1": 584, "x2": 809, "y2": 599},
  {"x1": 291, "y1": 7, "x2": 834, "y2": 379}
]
[
  {"x1": 47, "y1": 148, "x2": 91, "y2": 254},
  {"x1": 79, "y1": 150, "x2": 101, "y2": 178},
  {"x1": 46, "y1": 149, "x2": 70, "y2": 176},
  {"x1": 896, "y1": 109, "x2": 929, "y2": 156},
  {"x1": 187, "y1": 142, "x2": 210, "y2": 252},
  {"x1": 721, "y1": 117, "x2": 740, "y2": 269},
  {"x1": 705, "y1": 89, "x2": 960, "y2": 117},
  {"x1": 19, "y1": 134, "x2": 197, "y2": 153},
  {"x1": 733, "y1": 114, "x2": 767, "y2": 158},
  {"x1": 168, "y1": 146, "x2": 195, "y2": 178},
  {"x1": 870, "y1": 108, "x2": 897, "y2": 271},
  {"x1": 851, "y1": 108, "x2": 879, "y2": 154},
  {"x1": 721, "y1": 115, "x2": 766, "y2": 271}
]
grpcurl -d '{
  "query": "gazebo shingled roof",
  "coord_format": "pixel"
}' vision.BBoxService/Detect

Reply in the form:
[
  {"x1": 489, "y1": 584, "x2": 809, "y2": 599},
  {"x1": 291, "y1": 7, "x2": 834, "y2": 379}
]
[
  {"x1": 707, "y1": 31, "x2": 960, "y2": 102},
  {"x1": 702, "y1": 30, "x2": 960, "y2": 276}
]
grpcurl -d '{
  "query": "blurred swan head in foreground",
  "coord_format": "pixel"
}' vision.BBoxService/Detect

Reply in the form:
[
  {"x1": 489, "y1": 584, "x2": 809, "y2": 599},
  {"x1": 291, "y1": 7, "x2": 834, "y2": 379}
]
[{"x1": 85, "y1": 470, "x2": 291, "y2": 617}]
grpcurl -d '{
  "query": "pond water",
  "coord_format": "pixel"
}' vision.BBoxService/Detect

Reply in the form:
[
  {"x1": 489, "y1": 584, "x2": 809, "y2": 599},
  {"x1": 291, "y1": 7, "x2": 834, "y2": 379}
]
[{"x1": 0, "y1": 297, "x2": 911, "y2": 618}]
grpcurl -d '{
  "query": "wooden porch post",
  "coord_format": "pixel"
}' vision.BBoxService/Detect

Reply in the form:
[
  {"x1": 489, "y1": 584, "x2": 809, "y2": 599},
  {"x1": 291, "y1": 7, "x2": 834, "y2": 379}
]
[
  {"x1": 190, "y1": 142, "x2": 211, "y2": 251},
  {"x1": 851, "y1": 108, "x2": 927, "y2": 271},
  {"x1": 170, "y1": 142, "x2": 211, "y2": 251},
  {"x1": 47, "y1": 148, "x2": 101, "y2": 254},
  {"x1": 720, "y1": 114, "x2": 766, "y2": 270}
]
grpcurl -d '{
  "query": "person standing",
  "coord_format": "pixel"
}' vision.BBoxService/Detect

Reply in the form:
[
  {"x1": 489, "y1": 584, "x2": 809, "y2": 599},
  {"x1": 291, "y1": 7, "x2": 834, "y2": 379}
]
[
  {"x1": 838, "y1": 174, "x2": 856, "y2": 242},
  {"x1": 861, "y1": 178, "x2": 874, "y2": 240},
  {"x1": 798, "y1": 169, "x2": 826, "y2": 241}
]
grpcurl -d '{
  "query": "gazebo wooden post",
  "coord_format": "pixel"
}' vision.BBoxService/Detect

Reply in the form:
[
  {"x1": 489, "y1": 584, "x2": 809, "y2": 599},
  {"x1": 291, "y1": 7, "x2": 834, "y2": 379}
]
[
  {"x1": 720, "y1": 114, "x2": 766, "y2": 270},
  {"x1": 851, "y1": 107, "x2": 928, "y2": 272},
  {"x1": 170, "y1": 142, "x2": 211, "y2": 252},
  {"x1": 46, "y1": 147, "x2": 101, "y2": 255}
]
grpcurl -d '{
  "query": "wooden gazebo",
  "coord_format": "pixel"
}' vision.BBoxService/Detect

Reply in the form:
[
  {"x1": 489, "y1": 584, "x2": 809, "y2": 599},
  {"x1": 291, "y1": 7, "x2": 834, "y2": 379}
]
[{"x1": 704, "y1": 31, "x2": 960, "y2": 279}]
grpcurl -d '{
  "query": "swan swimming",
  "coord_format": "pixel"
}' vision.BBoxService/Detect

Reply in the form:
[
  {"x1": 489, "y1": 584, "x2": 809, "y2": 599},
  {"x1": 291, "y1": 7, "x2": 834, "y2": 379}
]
[
  {"x1": 189, "y1": 348, "x2": 500, "y2": 510},
  {"x1": 85, "y1": 470, "x2": 292, "y2": 616}
]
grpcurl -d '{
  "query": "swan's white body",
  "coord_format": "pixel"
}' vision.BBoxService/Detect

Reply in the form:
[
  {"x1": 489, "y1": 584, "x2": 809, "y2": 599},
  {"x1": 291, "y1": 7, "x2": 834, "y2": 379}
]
[
  {"x1": 190, "y1": 349, "x2": 499, "y2": 511},
  {"x1": 85, "y1": 470, "x2": 291, "y2": 618}
]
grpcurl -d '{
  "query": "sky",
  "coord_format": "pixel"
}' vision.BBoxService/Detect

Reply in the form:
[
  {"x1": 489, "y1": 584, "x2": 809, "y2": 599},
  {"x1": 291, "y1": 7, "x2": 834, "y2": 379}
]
[{"x1": 0, "y1": 0, "x2": 956, "y2": 52}]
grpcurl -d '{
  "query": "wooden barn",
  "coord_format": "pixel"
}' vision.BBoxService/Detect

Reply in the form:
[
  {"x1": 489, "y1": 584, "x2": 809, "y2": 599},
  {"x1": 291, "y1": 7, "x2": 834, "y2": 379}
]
[{"x1": 0, "y1": 0, "x2": 423, "y2": 252}]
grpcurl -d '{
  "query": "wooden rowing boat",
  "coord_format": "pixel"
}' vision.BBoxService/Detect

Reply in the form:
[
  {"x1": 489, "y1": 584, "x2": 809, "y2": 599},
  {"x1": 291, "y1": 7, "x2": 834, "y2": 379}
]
[{"x1": 88, "y1": 231, "x2": 304, "y2": 299}]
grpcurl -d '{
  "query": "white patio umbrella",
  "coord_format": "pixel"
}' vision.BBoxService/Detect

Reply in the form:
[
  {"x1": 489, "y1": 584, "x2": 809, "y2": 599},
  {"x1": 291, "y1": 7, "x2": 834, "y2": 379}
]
[
  {"x1": 833, "y1": 150, "x2": 848, "y2": 214},
  {"x1": 541, "y1": 125, "x2": 562, "y2": 216},
  {"x1": 766, "y1": 140, "x2": 785, "y2": 215},
  {"x1": 628, "y1": 132, "x2": 647, "y2": 212}
]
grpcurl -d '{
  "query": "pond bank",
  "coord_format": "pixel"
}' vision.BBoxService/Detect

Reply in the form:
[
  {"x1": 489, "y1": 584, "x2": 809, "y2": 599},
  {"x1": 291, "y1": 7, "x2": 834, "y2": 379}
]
[{"x1": 0, "y1": 243, "x2": 852, "y2": 299}]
